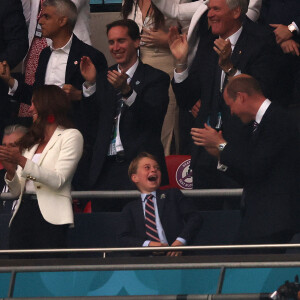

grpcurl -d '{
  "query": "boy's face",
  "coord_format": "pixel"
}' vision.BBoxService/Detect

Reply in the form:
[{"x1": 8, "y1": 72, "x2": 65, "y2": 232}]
[{"x1": 131, "y1": 157, "x2": 161, "y2": 194}]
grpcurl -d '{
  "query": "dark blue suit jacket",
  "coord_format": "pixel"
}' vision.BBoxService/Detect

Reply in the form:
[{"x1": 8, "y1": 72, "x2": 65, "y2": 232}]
[
  {"x1": 84, "y1": 61, "x2": 170, "y2": 187},
  {"x1": 172, "y1": 16, "x2": 281, "y2": 189},
  {"x1": 220, "y1": 103, "x2": 300, "y2": 240},
  {"x1": 118, "y1": 188, "x2": 202, "y2": 247}
]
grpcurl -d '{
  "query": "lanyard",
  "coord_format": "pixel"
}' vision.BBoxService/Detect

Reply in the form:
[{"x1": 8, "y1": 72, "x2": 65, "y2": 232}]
[{"x1": 134, "y1": 0, "x2": 152, "y2": 30}]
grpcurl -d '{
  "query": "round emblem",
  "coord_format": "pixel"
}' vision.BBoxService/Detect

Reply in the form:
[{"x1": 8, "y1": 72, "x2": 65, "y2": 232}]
[{"x1": 176, "y1": 159, "x2": 193, "y2": 189}]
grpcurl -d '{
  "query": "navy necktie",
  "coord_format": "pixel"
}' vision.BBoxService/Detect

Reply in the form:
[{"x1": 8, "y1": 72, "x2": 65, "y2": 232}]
[{"x1": 144, "y1": 194, "x2": 160, "y2": 242}]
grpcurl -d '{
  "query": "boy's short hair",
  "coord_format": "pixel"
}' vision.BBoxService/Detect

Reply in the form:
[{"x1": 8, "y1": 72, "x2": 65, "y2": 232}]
[{"x1": 128, "y1": 152, "x2": 159, "y2": 180}]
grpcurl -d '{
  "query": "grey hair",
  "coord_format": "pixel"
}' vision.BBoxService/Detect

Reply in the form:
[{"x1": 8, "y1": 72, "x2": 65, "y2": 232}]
[
  {"x1": 3, "y1": 125, "x2": 28, "y2": 136},
  {"x1": 226, "y1": 0, "x2": 249, "y2": 16},
  {"x1": 42, "y1": 0, "x2": 78, "y2": 31}
]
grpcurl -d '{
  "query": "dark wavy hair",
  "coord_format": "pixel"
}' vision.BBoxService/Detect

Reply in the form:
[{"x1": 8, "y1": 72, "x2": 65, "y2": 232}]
[
  {"x1": 121, "y1": 0, "x2": 165, "y2": 30},
  {"x1": 17, "y1": 85, "x2": 73, "y2": 150}
]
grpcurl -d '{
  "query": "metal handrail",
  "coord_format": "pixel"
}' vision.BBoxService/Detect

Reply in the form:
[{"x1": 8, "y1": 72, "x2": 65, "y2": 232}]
[
  {"x1": 0, "y1": 188, "x2": 243, "y2": 200},
  {"x1": 1, "y1": 243, "x2": 300, "y2": 256}
]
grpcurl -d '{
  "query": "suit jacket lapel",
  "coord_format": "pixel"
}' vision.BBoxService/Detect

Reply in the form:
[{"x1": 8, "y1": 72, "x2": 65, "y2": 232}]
[
  {"x1": 36, "y1": 47, "x2": 51, "y2": 85},
  {"x1": 231, "y1": 21, "x2": 251, "y2": 69},
  {"x1": 65, "y1": 35, "x2": 81, "y2": 84},
  {"x1": 156, "y1": 190, "x2": 166, "y2": 220},
  {"x1": 129, "y1": 60, "x2": 144, "y2": 94},
  {"x1": 38, "y1": 127, "x2": 64, "y2": 165}
]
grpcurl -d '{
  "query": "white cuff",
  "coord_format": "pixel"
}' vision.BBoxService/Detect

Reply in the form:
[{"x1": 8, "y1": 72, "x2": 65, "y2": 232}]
[
  {"x1": 292, "y1": 22, "x2": 300, "y2": 34},
  {"x1": 176, "y1": 237, "x2": 187, "y2": 245},
  {"x1": 8, "y1": 79, "x2": 18, "y2": 96},
  {"x1": 174, "y1": 68, "x2": 189, "y2": 83},
  {"x1": 82, "y1": 82, "x2": 96, "y2": 97},
  {"x1": 123, "y1": 90, "x2": 137, "y2": 107},
  {"x1": 143, "y1": 240, "x2": 151, "y2": 247}
]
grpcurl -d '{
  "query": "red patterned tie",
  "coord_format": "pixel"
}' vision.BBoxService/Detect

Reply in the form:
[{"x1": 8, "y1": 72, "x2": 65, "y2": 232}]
[
  {"x1": 19, "y1": 0, "x2": 48, "y2": 117},
  {"x1": 145, "y1": 194, "x2": 160, "y2": 242}
]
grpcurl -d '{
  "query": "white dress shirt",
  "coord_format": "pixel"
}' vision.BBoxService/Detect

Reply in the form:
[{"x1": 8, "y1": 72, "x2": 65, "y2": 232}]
[{"x1": 9, "y1": 35, "x2": 73, "y2": 94}]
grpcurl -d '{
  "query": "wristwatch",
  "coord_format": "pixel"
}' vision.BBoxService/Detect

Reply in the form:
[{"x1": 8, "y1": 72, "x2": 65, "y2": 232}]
[
  {"x1": 288, "y1": 23, "x2": 297, "y2": 36},
  {"x1": 218, "y1": 142, "x2": 227, "y2": 152}
]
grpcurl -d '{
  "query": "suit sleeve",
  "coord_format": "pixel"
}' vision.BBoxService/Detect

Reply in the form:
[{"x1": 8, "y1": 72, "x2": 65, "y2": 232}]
[
  {"x1": 118, "y1": 203, "x2": 146, "y2": 247},
  {"x1": 172, "y1": 55, "x2": 203, "y2": 110},
  {"x1": 242, "y1": 31, "x2": 280, "y2": 103},
  {"x1": 220, "y1": 110, "x2": 296, "y2": 182},
  {"x1": 131, "y1": 69, "x2": 169, "y2": 130},
  {"x1": 19, "y1": 130, "x2": 83, "y2": 190},
  {"x1": 247, "y1": 0, "x2": 262, "y2": 22},
  {"x1": 0, "y1": 0, "x2": 28, "y2": 69}
]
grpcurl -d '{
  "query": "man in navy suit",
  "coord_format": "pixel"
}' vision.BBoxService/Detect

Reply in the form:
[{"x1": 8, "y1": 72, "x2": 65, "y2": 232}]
[
  {"x1": 169, "y1": 0, "x2": 280, "y2": 205},
  {"x1": 118, "y1": 152, "x2": 202, "y2": 255},
  {"x1": 193, "y1": 74, "x2": 300, "y2": 247},
  {"x1": 80, "y1": 20, "x2": 169, "y2": 211},
  {"x1": 0, "y1": 0, "x2": 28, "y2": 137},
  {"x1": 0, "y1": 0, "x2": 107, "y2": 130}
]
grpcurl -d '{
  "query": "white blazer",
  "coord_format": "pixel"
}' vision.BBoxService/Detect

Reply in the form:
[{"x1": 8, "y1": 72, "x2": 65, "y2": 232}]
[
  {"x1": 152, "y1": 0, "x2": 262, "y2": 66},
  {"x1": 21, "y1": 0, "x2": 91, "y2": 50},
  {"x1": 6, "y1": 127, "x2": 84, "y2": 227}
]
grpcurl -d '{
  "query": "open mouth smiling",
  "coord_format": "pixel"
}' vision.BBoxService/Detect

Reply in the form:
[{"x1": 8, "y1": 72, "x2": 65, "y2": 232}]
[{"x1": 148, "y1": 175, "x2": 157, "y2": 182}]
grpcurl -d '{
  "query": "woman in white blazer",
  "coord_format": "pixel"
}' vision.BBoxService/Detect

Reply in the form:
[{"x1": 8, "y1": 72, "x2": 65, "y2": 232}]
[{"x1": 0, "y1": 85, "x2": 83, "y2": 257}]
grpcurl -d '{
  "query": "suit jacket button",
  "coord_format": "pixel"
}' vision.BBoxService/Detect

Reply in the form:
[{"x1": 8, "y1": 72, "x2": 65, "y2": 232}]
[{"x1": 26, "y1": 175, "x2": 30, "y2": 179}]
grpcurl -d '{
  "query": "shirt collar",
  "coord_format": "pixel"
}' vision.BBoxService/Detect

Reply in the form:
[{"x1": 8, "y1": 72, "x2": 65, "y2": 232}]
[
  {"x1": 141, "y1": 191, "x2": 156, "y2": 202},
  {"x1": 117, "y1": 59, "x2": 139, "y2": 80},
  {"x1": 225, "y1": 26, "x2": 243, "y2": 47},
  {"x1": 50, "y1": 34, "x2": 73, "y2": 54},
  {"x1": 255, "y1": 99, "x2": 271, "y2": 124}
]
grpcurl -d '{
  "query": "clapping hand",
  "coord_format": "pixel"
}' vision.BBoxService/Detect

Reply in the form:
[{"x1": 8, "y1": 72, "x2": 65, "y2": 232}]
[{"x1": 168, "y1": 26, "x2": 188, "y2": 72}]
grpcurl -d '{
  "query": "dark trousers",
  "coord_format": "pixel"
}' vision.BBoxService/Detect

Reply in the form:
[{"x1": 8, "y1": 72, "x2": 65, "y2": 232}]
[
  {"x1": 91, "y1": 157, "x2": 136, "y2": 212},
  {"x1": 9, "y1": 198, "x2": 68, "y2": 259}
]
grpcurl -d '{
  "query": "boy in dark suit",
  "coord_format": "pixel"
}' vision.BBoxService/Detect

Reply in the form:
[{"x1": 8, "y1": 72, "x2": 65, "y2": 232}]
[{"x1": 118, "y1": 152, "x2": 202, "y2": 256}]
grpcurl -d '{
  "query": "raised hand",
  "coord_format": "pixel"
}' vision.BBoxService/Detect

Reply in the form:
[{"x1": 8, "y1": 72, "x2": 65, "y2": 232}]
[
  {"x1": 80, "y1": 56, "x2": 97, "y2": 84},
  {"x1": 168, "y1": 26, "x2": 188, "y2": 71}
]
